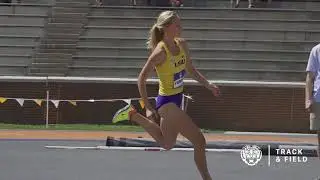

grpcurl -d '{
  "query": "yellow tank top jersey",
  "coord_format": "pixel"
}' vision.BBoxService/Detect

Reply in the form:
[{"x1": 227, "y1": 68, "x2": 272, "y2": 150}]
[{"x1": 155, "y1": 39, "x2": 187, "y2": 96}]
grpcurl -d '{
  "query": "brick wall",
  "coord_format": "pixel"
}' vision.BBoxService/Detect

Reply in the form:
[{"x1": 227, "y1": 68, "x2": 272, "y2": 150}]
[{"x1": 0, "y1": 81, "x2": 309, "y2": 133}]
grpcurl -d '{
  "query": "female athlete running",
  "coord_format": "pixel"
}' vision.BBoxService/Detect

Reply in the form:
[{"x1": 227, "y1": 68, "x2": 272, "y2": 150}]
[{"x1": 112, "y1": 10, "x2": 220, "y2": 180}]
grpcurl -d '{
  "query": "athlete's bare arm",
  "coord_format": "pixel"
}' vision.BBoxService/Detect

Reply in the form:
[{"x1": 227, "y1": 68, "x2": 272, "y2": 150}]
[
  {"x1": 138, "y1": 45, "x2": 166, "y2": 109},
  {"x1": 306, "y1": 71, "x2": 315, "y2": 111},
  {"x1": 179, "y1": 38, "x2": 211, "y2": 90}
]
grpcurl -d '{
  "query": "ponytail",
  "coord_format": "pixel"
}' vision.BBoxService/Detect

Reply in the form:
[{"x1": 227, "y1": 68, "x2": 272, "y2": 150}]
[
  {"x1": 146, "y1": 24, "x2": 164, "y2": 51},
  {"x1": 146, "y1": 10, "x2": 178, "y2": 51}
]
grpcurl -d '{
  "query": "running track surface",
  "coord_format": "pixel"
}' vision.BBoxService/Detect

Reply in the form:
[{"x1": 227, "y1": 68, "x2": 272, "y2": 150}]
[{"x1": 1, "y1": 140, "x2": 319, "y2": 180}]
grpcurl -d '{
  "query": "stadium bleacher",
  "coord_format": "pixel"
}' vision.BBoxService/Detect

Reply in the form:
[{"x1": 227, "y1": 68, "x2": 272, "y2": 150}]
[
  {"x1": 0, "y1": 5, "x2": 48, "y2": 75},
  {"x1": 101, "y1": 0, "x2": 320, "y2": 9},
  {"x1": 0, "y1": 0, "x2": 319, "y2": 131},
  {"x1": 0, "y1": 1, "x2": 319, "y2": 81},
  {"x1": 68, "y1": 6, "x2": 318, "y2": 81}
]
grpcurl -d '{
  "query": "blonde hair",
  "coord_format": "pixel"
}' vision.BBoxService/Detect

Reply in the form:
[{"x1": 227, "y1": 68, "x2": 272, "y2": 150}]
[{"x1": 146, "y1": 10, "x2": 178, "y2": 51}]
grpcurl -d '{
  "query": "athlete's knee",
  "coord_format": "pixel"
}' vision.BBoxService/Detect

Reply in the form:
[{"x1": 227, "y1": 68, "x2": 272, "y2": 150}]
[
  {"x1": 159, "y1": 137, "x2": 176, "y2": 150},
  {"x1": 162, "y1": 144, "x2": 175, "y2": 150},
  {"x1": 161, "y1": 140, "x2": 176, "y2": 150},
  {"x1": 160, "y1": 143, "x2": 174, "y2": 150}
]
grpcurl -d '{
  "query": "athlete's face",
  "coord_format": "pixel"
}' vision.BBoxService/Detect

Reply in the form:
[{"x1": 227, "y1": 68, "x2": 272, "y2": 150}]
[{"x1": 167, "y1": 16, "x2": 182, "y2": 37}]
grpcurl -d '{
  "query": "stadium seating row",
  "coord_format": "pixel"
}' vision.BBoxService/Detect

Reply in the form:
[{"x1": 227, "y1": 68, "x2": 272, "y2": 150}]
[{"x1": 0, "y1": 3, "x2": 319, "y2": 81}]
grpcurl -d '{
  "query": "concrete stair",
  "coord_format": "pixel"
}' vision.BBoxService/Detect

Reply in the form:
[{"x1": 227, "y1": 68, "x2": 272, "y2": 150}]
[
  {"x1": 0, "y1": 4, "x2": 51, "y2": 15},
  {"x1": 68, "y1": 65, "x2": 304, "y2": 81},
  {"x1": 87, "y1": 16, "x2": 320, "y2": 30},
  {"x1": 78, "y1": 37, "x2": 318, "y2": 51},
  {"x1": 70, "y1": 6, "x2": 320, "y2": 81},
  {"x1": 75, "y1": 46, "x2": 309, "y2": 60},
  {"x1": 90, "y1": 6, "x2": 319, "y2": 20},
  {"x1": 0, "y1": 24, "x2": 44, "y2": 36},
  {"x1": 84, "y1": 26, "x2": 320, "y2": 41},
  {"x1": 0, "y1": 10, "x2": 47, "y2": 76},
  {"x1": 28, "y1": 0, "x2": 90, "y2": 76},
  {"x1": 72, "y1": 55, "x2": 307, "y2": 71},
  {"x1": 205, "y1": 0, "x2": 320, "y2": 9},
  {"x1": 98, "y1": 0, "x2": 320, "y2": 9}
]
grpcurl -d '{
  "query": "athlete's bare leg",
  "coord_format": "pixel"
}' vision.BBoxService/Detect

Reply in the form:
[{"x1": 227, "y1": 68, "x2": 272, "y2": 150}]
[
  {"x1": 158, "y1": 103, "x2": 213, "y2": 180},
  {"x1": 128, "y1": 103, "x2": 212, "y2": 180},
  {"x1": 130, "y1": 111, "x2": 179, "y2": 150}
]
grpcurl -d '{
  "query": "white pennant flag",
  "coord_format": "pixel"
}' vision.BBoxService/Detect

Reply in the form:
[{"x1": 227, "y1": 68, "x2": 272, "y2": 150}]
[
  {"x1": 51, "y1": 100, "x2": 60, "y2": 108},
  {"x1": 16, "y1": 98, "x2": 24, "y2": 106},
  {"x1": 123, "y1": 99, "x2": 131, "y2": 105}
]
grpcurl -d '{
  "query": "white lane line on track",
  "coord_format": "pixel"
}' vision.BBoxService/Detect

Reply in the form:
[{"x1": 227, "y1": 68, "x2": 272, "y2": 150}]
[
  {"x1": 45, "y1": 145, "x2": 242, "y2": 153},
  {"x1": 224, "y1": 131, "x2": 316, "y2": 137}
]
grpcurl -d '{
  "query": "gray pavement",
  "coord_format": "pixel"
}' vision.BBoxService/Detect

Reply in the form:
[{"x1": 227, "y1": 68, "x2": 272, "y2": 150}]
[{"x1": 0, "y1": 140, "x2": 319, "y2": 180}]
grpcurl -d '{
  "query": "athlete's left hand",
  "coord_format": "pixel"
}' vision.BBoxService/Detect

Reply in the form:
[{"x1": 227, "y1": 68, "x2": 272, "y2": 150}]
[{"x1": 208, "y1": 83, "x2": 220, "y2": 97}]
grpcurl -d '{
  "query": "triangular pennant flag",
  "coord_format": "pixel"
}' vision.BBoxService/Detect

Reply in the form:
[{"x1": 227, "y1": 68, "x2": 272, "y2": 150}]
[
  {"x1": 0, "y1": 97, "x2": 7, "y2": 103},
  {"x1": 123, "y1": 99, "x2": 131, "y2": 105},
  {"x1": 68, "y1": 101, "x2": 77, "y2": 106},
  {"x1": 51, "y1": 100, "x2": 60, "y2": 108},
  {"x1": 16, "y1": 98, "x2": 25, "y2": 106},
  {"x1": 33, "y1": 99, "x2": 42, "y2": 106},
  {"x1": 139, "y1": 99, "x2": 145, "y2": 109}
]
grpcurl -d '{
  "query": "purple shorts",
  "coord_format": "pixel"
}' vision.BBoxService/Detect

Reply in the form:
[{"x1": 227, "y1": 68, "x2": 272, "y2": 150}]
[{"x1": 155, "y1": 93, "x2": 183, "y2": 110}]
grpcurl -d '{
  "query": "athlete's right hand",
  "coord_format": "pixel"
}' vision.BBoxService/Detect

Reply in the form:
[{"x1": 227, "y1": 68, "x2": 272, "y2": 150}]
[
  {"x1": 146, "y1": 108, "x2": 160, "y2": 122},
  {"x1": 208, "y1": 83, "x2": 220, "y2": 97},
  {"x1": 306, "y1": 99, "x2": 313, "y2": 112}
]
